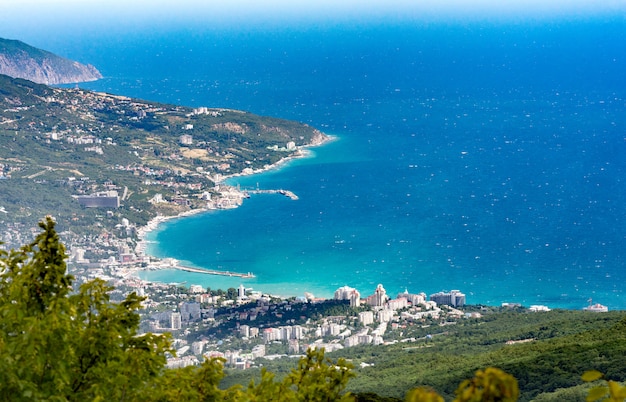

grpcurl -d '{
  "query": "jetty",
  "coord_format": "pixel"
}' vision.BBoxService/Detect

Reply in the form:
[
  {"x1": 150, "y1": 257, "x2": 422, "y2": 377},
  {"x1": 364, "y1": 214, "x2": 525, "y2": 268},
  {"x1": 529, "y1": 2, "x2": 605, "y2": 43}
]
[
  {"x1": 246, "y1": 188, "x2": 299, "y2": 200},
  {"x1": 174, "y1": 264, "x2": 255, "y2": 278}
]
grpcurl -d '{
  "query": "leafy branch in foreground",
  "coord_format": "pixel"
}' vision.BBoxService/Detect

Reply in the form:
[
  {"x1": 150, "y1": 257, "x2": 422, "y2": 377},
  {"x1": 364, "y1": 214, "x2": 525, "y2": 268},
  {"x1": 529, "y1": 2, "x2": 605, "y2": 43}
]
[
  {"x1": 0, "y1": 216, "x2": 173, "y2": 401},
  {"x1": 582, "y1": 370, "x2": 626, "y2": 402},
  {"x1": 0, "y1": 217, "x2": 355, "y2": 401},
  {"x1": 406, "y1": 368, "x2": 518, "y2": 402}
]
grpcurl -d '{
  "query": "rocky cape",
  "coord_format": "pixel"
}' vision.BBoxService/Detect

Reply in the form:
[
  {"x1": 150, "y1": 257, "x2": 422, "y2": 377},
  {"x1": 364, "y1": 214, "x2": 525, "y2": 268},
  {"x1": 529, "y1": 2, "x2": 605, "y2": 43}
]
[{"x1": 0, "y1": 38, "x2": 102, "y2": 85}]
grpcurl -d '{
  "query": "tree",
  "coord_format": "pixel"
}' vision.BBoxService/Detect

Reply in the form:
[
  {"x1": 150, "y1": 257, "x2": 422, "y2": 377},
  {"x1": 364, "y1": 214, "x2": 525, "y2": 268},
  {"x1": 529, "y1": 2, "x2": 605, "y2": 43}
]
[
  {"x1": 0, "y1": 217, "x2": 356, "y2": 401},
  {"x1": 227, "y1": 287, "x2": 239, "y2": 301},
  {"x1": 0, "y1": 217, "x2": 172, "y2": 401},
  {"x1": 406, "y1": 368, "x2": 518, "y2": 402},
  {"x1": 582, "y1": 370, "x2": 626, "y2": 402},
  {"x1": 245, "y1": 348, "x2": 355, "y2": 401}
]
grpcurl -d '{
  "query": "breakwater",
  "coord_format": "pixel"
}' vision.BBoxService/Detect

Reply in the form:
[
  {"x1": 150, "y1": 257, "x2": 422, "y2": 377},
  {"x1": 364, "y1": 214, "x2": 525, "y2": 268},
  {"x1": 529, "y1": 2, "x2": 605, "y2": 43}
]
[
  {"x1": 174, "y1": 264, "x2": 255, "y2": 278},
  {"x1": 246, "y1": 189, "x2": 299, "y2": 200}
]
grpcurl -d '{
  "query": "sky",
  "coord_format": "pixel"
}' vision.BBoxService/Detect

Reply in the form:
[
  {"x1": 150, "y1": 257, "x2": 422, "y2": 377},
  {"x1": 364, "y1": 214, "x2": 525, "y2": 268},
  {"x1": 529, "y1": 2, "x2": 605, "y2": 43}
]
[
  {"x1": 2, "y1": 0, "x2": 626, "y2": 30},
  {"x1": 1, "y1": 0, "x2": 625, "y2": 64}
]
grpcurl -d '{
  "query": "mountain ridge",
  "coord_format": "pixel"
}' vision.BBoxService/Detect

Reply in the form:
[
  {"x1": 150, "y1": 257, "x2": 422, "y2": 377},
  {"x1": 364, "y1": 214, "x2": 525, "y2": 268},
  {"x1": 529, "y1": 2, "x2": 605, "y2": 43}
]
[{"x1": 0, "y1": 37, "x2": 102, "y2": 84}]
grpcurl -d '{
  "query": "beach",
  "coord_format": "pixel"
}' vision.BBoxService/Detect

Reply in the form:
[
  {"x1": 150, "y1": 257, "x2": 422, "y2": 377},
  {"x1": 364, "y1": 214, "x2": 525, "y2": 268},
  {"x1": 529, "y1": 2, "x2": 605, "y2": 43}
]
[{"x1": 134, "y1": 132, "x2": 336, "y2": 267}]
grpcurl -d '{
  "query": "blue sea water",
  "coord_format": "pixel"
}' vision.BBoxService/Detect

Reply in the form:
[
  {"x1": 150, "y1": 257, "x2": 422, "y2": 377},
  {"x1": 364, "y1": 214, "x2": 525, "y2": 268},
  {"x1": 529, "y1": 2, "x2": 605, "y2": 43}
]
[{"x1": 43, "y1": 19, "x2": 626, "y2": 309}]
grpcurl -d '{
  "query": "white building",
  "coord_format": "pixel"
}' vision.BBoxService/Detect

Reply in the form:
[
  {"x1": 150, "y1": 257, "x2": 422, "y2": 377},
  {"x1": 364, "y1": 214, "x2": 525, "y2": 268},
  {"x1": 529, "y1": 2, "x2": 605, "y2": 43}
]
[
  {"x1": 387, "y1": 297, "x2": 408, "y2": 310},
  {"x1": 238, "y1": 284, "x2": 247, "y2": 300},
  {"x1": 321, "y1": 323, "x2": 341, "y2": 337},
  {"x1": 366, "y1": 284, "x2": 388, "y2": 307},
  {"x1": 170, "y1": 312, "x2": 182, "y2": 330},
  {"x1": 189, "y1": 284, "x2": 204, "y2": 294},
  {"x1": 251, "y1": 344, "x2": 266, "y2": 358},
  {"x1": 166, "y1": 355, "x2": 198, "y2": 369},
  {"x1": 377, "y1": 309, "x2": 395, "y2": 323},
  {"x1": 359, "y1": 311, "x2": 374, "y2": 326},
  {"x1": 288, "y1": 339, "x2": 300, "y2": 354},
  {"x1": 429, "y1": 290, "x2": 466, "y2": 307},
  {"x1": 292, "y1": 325, "x2": 306, "y2": 340},
  {"x1": 358, "y1": 334, "x2": 373, "y2": 345},
  {"x1": 191, "y1": 341, "x2": 205, "y2": 355},
  {"x1": 334, "y1": 285, "x2": 361, "y2": 307},
  {"x1": 179, "y1": 134, "x2": 193, "y2": 144}
]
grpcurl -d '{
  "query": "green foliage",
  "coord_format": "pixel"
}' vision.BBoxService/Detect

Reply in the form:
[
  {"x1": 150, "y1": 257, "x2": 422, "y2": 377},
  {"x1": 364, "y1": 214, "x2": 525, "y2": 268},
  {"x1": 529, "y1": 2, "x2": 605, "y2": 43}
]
[
  {"x1": 582, "y1": 370, "x2": 626, "y2": 402},
  {"x1": 241, "y1": 348, "x2": 355, "y2": 401},
  {"x1": 286, "y1": 348, "x2": 355, "y2": 401},
  {"x1": 406, "y1": 387, "x2": 445, "y2": 402},
  {"x1": 150, "y1": 358, "x2": 243, "y2": 401},
  {"x1": 0, "y1": 217, "x2": 172, "y2": 401},
  {"x1": 405, "y1": 368, "x2": 517, "y2": 402},
  {"x1": 453, "y1": 368, "x2": 519, "y2": 402}
]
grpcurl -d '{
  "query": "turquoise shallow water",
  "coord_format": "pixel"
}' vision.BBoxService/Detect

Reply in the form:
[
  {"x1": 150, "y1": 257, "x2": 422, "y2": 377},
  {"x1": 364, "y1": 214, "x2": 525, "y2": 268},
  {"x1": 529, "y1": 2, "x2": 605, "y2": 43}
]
[
  {"x1": 43, "y1": 20, "x2": 626, "y2": 309},
  {"x1": 138, "y1": 92, "x2": 626, "y2": 309}
]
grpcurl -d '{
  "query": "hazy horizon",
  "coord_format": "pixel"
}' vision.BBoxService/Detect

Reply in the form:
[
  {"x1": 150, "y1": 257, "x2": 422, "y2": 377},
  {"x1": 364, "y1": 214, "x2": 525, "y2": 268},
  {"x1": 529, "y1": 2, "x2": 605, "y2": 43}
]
[{"x1": 3, "y1": 0, "x2": 625, "y2": 36}]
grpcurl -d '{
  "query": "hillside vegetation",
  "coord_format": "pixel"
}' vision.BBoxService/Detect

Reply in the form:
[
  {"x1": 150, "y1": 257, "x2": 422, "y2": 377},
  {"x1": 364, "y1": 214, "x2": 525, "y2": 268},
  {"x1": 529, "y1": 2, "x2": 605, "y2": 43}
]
[
  {"x1": 223, "y1": 308, "x2": 626, "y2": 401},
  {"x1": 0, "y1": 74, "x2": 326, "y2": 234}
]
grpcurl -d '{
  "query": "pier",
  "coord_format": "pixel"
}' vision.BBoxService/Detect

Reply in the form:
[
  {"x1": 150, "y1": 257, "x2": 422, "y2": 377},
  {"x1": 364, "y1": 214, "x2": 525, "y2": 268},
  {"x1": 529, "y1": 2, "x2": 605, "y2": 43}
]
[
  {"x1": 174, "y1": 265, "x2": 255, "y2": 278},
  {"x1": 246, "y1": 188, "x2": 299, "y2": 200}
]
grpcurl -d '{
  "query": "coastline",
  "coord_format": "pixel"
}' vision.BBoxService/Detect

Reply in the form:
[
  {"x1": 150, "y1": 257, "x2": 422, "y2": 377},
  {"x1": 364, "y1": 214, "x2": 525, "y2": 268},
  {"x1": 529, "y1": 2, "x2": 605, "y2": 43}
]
[
  {"x1": 215, "y1": 131, "x2": 337, "y2": 184},
  {"x1": 134, "y1": 132, "x2": 337, "y2": 271}
]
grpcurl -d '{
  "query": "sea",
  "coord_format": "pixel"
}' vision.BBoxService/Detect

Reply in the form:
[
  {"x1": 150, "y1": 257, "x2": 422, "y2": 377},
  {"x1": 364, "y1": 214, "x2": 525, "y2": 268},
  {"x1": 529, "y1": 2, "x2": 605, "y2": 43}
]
[{"x1": 32, "y1": 17, "x2": 626, "y2": 309}]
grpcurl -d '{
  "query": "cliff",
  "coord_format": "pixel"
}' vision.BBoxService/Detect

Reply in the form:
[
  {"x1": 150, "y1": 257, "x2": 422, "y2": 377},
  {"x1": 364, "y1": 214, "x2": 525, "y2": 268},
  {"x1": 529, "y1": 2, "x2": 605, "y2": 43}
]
[{"x1": 0, "y1": 38, "x2": 102, "y2": 84}]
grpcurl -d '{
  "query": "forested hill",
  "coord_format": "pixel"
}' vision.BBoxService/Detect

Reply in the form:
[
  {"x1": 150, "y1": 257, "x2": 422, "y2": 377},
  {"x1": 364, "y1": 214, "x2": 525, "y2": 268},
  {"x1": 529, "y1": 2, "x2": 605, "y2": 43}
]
[
  {"x1": 223, "y1": 309, "x2": 626, "y2": 402},
  {"x1": 0, "y1": 74, "x2": 327, "y2": 232},
  {"x1": 0, "y1": 38, "x2": 102, "y2": 84}
]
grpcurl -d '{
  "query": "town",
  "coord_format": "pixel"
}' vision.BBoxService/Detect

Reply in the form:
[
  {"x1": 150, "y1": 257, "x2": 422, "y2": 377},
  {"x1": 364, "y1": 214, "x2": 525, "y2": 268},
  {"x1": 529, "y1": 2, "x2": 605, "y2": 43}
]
[
  {"x1": 119, "y1": 272, "x2": 474, "y2": 371},
  {"x1": 64, "y1": 232, "x2": 479, "y2": 372}
]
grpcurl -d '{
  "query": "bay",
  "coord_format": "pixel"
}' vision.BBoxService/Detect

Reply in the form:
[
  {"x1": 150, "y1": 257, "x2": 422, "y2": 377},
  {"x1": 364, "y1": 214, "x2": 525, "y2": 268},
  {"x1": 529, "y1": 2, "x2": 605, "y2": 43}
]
[{"x1": 62, "y1": 20, "x2": 626, "y2": 309}]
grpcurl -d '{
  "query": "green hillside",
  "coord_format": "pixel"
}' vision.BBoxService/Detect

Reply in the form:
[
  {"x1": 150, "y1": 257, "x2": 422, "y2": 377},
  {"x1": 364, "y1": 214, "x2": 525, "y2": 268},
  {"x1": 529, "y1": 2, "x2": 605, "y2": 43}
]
[
  {"x1": 221, "y1": 309, "x2": 626, "y2": 401},
  {"x1": 0, "y1": 74, "x2": 327, "y2": 235}
]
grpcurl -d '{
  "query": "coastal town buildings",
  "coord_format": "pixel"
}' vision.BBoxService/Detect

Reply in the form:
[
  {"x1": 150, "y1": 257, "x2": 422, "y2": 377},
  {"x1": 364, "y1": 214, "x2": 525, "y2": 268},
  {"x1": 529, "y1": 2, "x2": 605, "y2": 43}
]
[
  {"x1": 366, "y1": 284, "x2": 389, "y2": 307},
  {"x1": 170, "y1": 312, "x2": 182, "y2": 330},
  {"x1": 334, "y1": 285, "x2": 361, "y2": 307},
  {"x1": 429, "y1": 290, "x2": 466, "y2": 307}
]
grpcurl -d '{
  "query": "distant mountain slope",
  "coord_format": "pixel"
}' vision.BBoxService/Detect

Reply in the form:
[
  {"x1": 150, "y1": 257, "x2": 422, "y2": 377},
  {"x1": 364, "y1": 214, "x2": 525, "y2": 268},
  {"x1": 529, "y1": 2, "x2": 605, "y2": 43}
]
[{"x1": 0, "y1": 38, "x2": 102, "y2": 84}]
